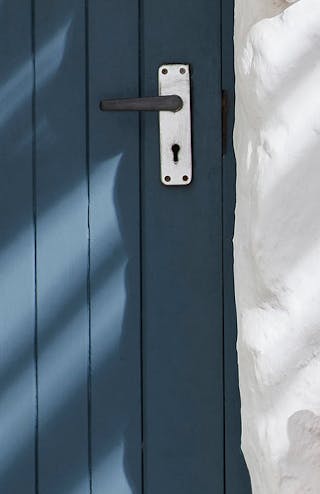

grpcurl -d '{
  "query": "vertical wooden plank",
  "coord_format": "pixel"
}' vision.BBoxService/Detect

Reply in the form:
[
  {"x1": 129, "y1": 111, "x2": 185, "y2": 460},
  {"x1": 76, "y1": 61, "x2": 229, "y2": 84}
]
[
  {"x1": 141, "y1": 1, "x2": 224, "y2": 493},
  {"x1": 34, "y1": 1, "x2": 89, "y2": 493},
  {"x1": 0, "y1": 1, "x2": 35, "y2": 492},
  {"x1": 88, "y1": 1, "x2": 142, "y2": 493},
  {"x1": 0, "y1": 0, "x2": 36, "y2": 490},
  {"x1": 222, "y1": 1, "x2": 251, "y2": 492}
]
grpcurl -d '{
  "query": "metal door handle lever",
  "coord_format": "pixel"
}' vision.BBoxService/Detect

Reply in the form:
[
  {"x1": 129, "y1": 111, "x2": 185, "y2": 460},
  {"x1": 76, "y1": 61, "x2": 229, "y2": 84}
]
[
  {"x1": 100, "y1": 64, "x2": 191, "y2": 186},
  {"x1": 99, "y1": 95, "x2": 183, "y2": 112}
]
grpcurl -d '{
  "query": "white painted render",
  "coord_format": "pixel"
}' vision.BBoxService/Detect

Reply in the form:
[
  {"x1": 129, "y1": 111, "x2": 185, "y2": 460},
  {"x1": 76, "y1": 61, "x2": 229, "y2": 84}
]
[{"x1": 233, "y1": 0, "x2": 320, "y2": 492}]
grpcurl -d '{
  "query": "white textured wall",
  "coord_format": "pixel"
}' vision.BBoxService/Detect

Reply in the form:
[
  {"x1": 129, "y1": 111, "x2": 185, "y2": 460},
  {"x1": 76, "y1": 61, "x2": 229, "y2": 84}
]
[{"x1": 233, "y1": 1, "x2": 320, "y2": 492}]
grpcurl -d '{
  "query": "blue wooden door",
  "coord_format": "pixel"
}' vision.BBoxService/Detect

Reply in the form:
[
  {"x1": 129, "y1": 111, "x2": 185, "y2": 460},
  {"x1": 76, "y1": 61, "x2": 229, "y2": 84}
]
[{"x1": 0, "y1": 1, "x2": 250, "y2": 493}]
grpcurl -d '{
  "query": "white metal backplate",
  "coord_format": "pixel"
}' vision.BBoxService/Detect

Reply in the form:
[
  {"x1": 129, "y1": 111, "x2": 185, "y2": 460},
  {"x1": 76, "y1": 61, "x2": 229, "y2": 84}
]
[{"x1": 158, "y1": 64, "x2": 192, "y2": 186}]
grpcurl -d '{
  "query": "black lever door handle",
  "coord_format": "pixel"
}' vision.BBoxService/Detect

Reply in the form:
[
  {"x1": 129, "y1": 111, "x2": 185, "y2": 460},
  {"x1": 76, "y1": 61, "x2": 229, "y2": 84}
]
[{"x1": 99, "y1": 95, "x2": 183, "y2": 112}]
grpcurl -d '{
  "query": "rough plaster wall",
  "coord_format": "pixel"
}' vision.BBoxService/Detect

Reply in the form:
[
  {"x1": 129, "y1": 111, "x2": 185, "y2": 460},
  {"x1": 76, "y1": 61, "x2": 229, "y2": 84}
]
[{"x1": 233, "y1": 0, "x2": 320, "y2": 492}]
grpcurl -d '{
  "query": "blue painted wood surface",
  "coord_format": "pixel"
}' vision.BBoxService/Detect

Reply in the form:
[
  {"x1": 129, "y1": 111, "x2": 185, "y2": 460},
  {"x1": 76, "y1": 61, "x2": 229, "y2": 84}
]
[
  {"x1": 0, "y1": 1, "x2": 35, "y2": 491},
  {"x1": 0, "y1": 0, "x2": 251, "y2": 493},
  {"x1": 141, "y1": 1, "x2": 224, "y2": 493},
  {"x1": 34, "y1": 1, "x2": 89, "y2": 492},
  {"x1": 222, "y1": 1, "x2": 251, "y2": 492},
  {"x1": 87, "y1": 1, "x2": 142, "y2": 493}
]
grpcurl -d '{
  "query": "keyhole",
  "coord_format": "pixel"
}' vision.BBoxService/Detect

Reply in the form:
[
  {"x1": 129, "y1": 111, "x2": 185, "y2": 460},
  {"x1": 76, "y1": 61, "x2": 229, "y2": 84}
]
[{"x1": 171, "y1": 144, "x2": 180, "y2": 163}]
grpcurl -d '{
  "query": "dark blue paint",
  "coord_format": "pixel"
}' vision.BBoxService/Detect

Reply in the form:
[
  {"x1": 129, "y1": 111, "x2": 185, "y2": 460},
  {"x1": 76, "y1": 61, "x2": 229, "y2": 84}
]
[
  {"x1": 34, "y1": 2, "x2": 90, "y2": 493},
  {"x1": 141, "y1": 1, "x2": 224, "y2": 493},
  {"x1": 87, "y1": 2, "x2": 142, "y2": 493},
  {"x1": 0, "y1": 0, "x2": 251, "y2": 493},
  {"x1": 0, "y1": 1, "x2": 35, "y2": 492},
  {"x1": 222, "y1": 1, "x2": 251, "y2": 492}
]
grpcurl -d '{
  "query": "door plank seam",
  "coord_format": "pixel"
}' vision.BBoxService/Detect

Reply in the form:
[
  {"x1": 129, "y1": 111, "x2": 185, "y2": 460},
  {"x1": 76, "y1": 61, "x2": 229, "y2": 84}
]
[
  {"x1": 31, "y1": 1, "x2": 39, "y2": 492},
  {"x1": 84, "y1": 1, "x2": 93, "y2": 492},
  {"x1": 138, "y1": 1, "x2": 145, "y2": 493}
]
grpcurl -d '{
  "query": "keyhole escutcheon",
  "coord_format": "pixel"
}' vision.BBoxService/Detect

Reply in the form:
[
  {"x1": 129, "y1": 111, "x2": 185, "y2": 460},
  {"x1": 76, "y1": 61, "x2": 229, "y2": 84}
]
[{"x1": 171, "y1": 144, "x2": 180, "y2": 163}]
